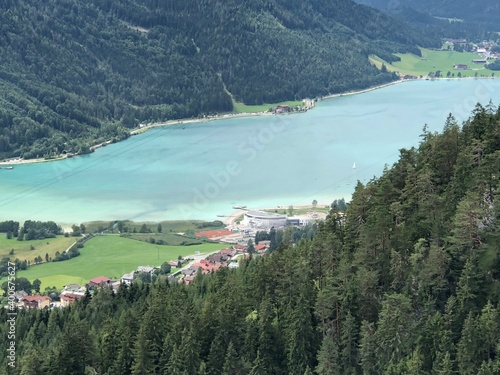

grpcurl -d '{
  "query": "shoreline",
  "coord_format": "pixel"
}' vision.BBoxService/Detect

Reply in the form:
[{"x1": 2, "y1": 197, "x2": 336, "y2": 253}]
[
  {"x1": 321, "y1": 79, "x2": 407, "y2": 100},
  {"x1": 3, "y1": 75, "x2": 500, "y2": 167},
  {"x1": 0, "y1": 79, "x2": 404, "y2": 166}
]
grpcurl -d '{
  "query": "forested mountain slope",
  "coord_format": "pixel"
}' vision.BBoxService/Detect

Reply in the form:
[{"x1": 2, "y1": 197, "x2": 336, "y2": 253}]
[
  {"x1": 355, "y1": 0, "x2": 500, "y2": 24},
  {"x1": 0, "y1": 0, "x2": 437, "y2": 159},
  {"x1": 2, "y1": 104, "x2": 500, "y2": 374}
]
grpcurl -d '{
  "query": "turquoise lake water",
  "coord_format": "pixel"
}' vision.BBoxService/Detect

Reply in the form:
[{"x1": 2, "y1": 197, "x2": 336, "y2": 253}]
[{"x1": 1, "y1": 79, "x2": 500, "y2": 224}]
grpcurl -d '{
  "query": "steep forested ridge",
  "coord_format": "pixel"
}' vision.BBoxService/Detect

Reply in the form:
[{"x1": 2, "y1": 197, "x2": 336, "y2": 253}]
[
  {"x1": 2, "y1": 104, "x2": 500, "y2": 374},
  {"x1": 355, "y1": 0, "x2": 500, "y2": 22},
  {"x1": 0, "y1": 0, "x2": 438, "y2": 159},
  {"x1": 355, "y1": 0, "x2": 500, "y2": 38}
]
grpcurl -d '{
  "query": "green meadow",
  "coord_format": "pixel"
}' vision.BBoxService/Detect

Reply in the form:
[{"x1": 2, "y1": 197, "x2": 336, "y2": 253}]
[
  {"x1": 0, "y1": 235, "x2": 76, "y2": 262},
  {"x1": 83, "y1": 220, "x2": 218, "y2": 233},
  {"x1": 370, "y1": 48, "x2": 494, "y2": 78},
  {"x1": 1, "y1": 235, "x2": 224, "y2": 290}
]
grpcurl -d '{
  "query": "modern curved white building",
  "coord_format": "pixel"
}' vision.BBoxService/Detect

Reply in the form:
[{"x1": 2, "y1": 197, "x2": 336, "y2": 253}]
[{"x1": 243, "y1": 211, "x2": 287, "y2": 229}]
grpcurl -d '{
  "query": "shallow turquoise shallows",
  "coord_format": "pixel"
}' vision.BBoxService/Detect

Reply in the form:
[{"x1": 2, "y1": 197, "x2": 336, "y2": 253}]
[{"x1": 2, "y1": 79, "x2": 500, "y2": 224}]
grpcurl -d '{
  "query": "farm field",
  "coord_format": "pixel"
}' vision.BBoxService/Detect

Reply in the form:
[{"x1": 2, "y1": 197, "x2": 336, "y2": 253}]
[
  {"x1": 370, "y1": 48, "x2": 494, "y2": 78},
  {"x1": 0, "y1": 235, "x2": 76, "y2": 263},
  {"x1": 0, "y1": 235, "x2": 224, "y2": 290}
]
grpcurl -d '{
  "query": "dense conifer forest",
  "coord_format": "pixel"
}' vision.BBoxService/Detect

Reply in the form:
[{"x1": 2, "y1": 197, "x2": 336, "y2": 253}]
[
  {"x1": 2, "y1": 105, "x2": 500, "y2": 374},
  {"x1": 355, "y1": 0, "x2": 500, "y2": 41},
  {"x1": 0, "y1": 0, "x2": 438, "y2": 160},
  {"x1": 355, "y1": 0, "x2": 500, "y2": 23}
]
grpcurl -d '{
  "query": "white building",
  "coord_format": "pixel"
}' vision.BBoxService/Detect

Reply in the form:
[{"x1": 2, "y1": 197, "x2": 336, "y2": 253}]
[
  {"x1": 243, "y1": 211, "x2": 287, "y2": 229},
  {"x1": 286, "y1": 216, "x2": 312, "y2": 226},
  {"x1": 121, "y1": 272, "x2": 135, "y2": 286}
]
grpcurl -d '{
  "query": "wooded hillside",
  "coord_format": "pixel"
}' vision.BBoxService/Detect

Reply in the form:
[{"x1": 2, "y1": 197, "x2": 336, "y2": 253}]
[{"x1": 0, "y1": 0, "x2": 437, "y2": 159}]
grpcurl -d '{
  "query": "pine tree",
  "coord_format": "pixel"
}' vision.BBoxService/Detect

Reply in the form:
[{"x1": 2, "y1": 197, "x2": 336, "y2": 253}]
[
  {"x1": 198, "y1": 361, "x2": 208, "y2": 375},
  {"x1": 374, "y1": 294, "x2": 415, "y2": 371},
  {"x1": 478, "y1": 301, "x2": 499, "y2": 362},
  {"x1": 222, "y1": 341, "x2": 242, "y2": 375},
  {"x1": 158, "y1": 333, "x2": 173, "y2": 374},
  {"x1": 433, "y1": 351, "x2": 455, "y2": 375},
  {"x1": 131, "y1": 325, "x2": 158, "y2": 375},
  {"x1": 164, "y1": 344, "x2": 184, "y2": 375},
  {"x1": 19, "y1": 346, "x2": 43, "y2": 375},
  {"x1": 406, "y1": 347, "x2": 426, "y2": 375},
  {"x1": 457, "y1": 313, "x2": 481, "y2": 375},
  {"x1": 477, "y1": 361, "x2": 496, "y2": 375},
  {"x1": 455, "y1": 257, "x2": 485, "y2": 319},
  {"x1": 52, "y1": 320, "x2": 95, "y2": 375},
  {"x1": 340, "y1": 310, "x2": 359, "y2": 373},
  {"x1": 315, "y1": 332, "x2": 341, "y2": 375},
  {"x1": 207, "y1": 333, "x2": 226, "y2": 375},
  {"x1": 359, "y1": 321, "x2": 377, "y2": 375},
  {"x1": 257, "y1": 294, "x2": 283, "y2": 373},
  {"x1": 108, "y1": 312, "x2": 136, "y2": 375},
  {"x1": 180, "y1": 327, "x2": 201, "y2": 375},
  {"x1": 250, "y1": 350, "x2": 268, "y2": 375},
  {"x1": 99, "y1": 320, "x2": 120, "y2": 373},
  {"x1": 284, "y1": 292, "x2": 316, "y2": 374}
]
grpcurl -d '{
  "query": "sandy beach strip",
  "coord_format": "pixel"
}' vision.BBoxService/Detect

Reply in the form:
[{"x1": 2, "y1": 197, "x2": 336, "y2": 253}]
[{"x1": 0, "y1": 155, "x2": 68, "y2": 166}]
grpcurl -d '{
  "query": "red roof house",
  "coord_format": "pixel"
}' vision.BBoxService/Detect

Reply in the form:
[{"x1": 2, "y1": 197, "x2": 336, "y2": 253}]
[
  {"x1": 255, "y1": 243, "x2": 268, "y2": 252},
  {"x1": 88, "y1": 276, "x2": 112, "y2": 288},
  {"x1": 21, "y1": 294, "x2": 51, "y2": 309},
  {"x1": 60, "y1": 292, "x2": 84, "y2": 307}
]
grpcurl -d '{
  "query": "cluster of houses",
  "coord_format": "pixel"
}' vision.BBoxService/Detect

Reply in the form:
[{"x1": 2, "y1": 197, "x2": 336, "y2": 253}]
[
  {"x1": 178, "y1": 242, "x2": 271, "y2": 284},
  {"x1": 121, "y1": 265, "x2": 160, "y2": 286},
  {"x1": 180, "y1": 248, "x2": 240, "y2": 285},
  {"x1": 271, "y1": 100, "x2": 315, "y2": 115},
  {"x1": 12, "y1": 291, "x2": 51, "y2": 309},
  {"x1": 8, "y1": 276, "x2": 116, "y2": 309}
]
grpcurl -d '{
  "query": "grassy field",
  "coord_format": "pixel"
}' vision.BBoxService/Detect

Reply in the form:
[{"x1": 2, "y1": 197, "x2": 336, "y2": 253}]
[
  {"x1": 122, "y1": 232, "x2": 206, "y2": 246},
  {"x1": 232, "y1": 100, "x2": 304, "y2": 114},
  {"x1": 0, "y1": 235, "x2": 76, "y2": 262},
  {"x1": 370, "y1": 48, "x2": 494, "y2": 78},
  {"x1": 0, "y1": 235, "x2": 224, "y2": 290},
  {"x1": 83, "y1": 220, "x2": 223, "y2": 234}
]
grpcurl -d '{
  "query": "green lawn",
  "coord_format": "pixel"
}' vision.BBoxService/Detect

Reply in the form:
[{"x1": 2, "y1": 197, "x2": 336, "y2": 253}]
[
  {"x1": 0, "y1": 235, "x2": 224, "y2": 290},
  {"x1": 370, "y1": 48, "x2": 494, "y2": 78},
  {"x1": 0, "y1": 235, "x2": 76, "y2": 262},
  {"x1": 232, "y1": 100, "x2": 304, "y2": 114}
]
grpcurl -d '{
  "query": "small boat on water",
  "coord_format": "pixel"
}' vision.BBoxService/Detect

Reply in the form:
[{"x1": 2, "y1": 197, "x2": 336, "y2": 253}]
[
  {"x1": 233, "y1": 205, "x2": 247, "y2": 210},
  {"x1": 1, "y1": 166, "x2": 14, "y2": 170}
]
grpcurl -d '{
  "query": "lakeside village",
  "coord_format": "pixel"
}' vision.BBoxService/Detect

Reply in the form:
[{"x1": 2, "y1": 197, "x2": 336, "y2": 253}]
[{"x1": 5, "y1": 209, "x2": 328, "y2": 310}]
